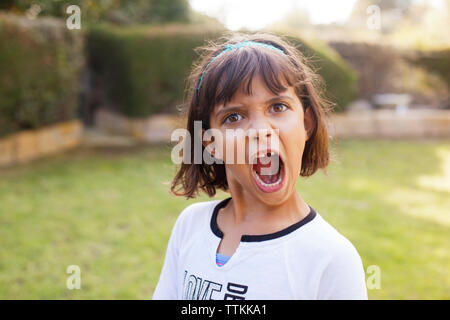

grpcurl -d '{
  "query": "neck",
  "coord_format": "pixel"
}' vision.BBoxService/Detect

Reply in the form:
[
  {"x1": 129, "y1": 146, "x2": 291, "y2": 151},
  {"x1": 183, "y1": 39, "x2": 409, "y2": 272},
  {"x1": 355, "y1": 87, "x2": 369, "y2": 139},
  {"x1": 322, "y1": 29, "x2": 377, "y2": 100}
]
[{"x1": 225, "y1": 176, "x2": 309, "y2": 232}]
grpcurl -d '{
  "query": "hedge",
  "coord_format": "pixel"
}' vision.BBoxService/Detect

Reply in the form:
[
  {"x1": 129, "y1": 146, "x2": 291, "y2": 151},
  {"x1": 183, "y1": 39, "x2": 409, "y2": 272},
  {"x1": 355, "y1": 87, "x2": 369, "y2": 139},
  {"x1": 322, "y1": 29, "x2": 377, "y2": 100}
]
[
  {"x1": 87, "y1": 24, "x2": 219, "y2": 117},
  {"x1": 0, "y1": 13, "x2": 84, "y2": 138},
  {"x1": 410, "y1": 49, "x2": 450, "y2": 89},
  {"x1": 282, "y1": 35, "x2": 357, "y2": 112},
  {"x1": 87, "y1": 24, "x2": 357, "y2": 117}
]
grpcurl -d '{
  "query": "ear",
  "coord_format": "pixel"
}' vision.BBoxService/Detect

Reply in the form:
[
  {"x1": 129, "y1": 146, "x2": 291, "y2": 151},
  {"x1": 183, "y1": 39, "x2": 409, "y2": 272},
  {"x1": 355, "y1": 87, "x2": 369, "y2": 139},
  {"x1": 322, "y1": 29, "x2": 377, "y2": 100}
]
[{"x1": 304, "y1": 107, "x2": 315, "y2": 141}]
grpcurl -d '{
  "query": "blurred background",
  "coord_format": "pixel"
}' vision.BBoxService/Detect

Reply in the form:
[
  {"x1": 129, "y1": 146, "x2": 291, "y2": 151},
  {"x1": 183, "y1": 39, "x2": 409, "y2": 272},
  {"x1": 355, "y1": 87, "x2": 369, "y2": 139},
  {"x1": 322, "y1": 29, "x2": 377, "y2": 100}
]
[{"x1": 0, "y1": 0, "x2": 449, "y2": 299}]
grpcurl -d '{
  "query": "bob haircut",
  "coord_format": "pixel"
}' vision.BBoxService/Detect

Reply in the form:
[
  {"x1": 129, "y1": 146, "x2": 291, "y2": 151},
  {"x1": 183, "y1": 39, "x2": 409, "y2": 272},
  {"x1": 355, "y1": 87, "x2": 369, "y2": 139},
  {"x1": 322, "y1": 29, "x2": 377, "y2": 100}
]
[{"x1": 171, "y1": 32, "x2": 332, "y2": 199}]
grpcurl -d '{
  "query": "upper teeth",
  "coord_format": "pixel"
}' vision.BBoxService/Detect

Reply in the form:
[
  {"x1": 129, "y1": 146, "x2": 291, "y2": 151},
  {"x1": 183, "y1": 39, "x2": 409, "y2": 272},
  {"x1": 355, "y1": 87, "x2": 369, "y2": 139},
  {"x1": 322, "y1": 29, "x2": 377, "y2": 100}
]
[{"x1": 256, "y1": 152, "x2": 275, "y2": 160}]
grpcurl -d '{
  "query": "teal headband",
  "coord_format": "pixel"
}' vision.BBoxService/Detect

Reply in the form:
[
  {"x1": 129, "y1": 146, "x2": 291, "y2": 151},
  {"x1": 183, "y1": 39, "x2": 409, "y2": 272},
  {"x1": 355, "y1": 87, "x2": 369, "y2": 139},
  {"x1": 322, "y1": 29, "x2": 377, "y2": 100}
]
[{"x1": 196, "y1": 40, "x2": 285, "y2": 93}]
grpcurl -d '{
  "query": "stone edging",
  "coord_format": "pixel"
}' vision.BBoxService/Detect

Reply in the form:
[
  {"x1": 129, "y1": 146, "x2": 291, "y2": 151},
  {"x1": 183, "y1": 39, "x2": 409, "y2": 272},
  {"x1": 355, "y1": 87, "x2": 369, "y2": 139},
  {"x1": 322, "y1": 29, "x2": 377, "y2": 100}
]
[{"x1": 0, "y1": 120, "x2": 83, "y2": 167}]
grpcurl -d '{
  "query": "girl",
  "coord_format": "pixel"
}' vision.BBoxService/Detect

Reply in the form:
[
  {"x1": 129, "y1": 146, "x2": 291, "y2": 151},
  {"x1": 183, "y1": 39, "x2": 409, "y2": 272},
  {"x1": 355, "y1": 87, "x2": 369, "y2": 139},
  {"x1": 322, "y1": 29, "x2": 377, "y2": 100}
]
[{"x1": 153, "y1": 32, "x2": 367, "y2": 300}]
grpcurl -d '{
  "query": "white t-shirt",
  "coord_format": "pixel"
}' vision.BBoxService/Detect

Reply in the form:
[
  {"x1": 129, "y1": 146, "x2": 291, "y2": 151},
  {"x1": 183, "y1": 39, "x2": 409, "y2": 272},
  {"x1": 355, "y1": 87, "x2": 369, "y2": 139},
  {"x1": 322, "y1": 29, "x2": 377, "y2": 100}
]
[{"x1": 152, "y1": 197, "x2": 368, "y2": 300}]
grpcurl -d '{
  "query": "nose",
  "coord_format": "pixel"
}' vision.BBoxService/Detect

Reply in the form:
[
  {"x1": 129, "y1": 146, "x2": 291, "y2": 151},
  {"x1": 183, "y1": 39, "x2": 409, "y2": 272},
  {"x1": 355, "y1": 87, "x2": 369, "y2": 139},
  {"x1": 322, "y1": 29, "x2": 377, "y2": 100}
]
[
  {"x1": 246, "y1": 117, "x2": 279, "y2": 163},
  {"x1": 246, "y1": 116, "x2": 274, "y2": 142},
  {"x1": 248, "y1": 129, "x2": 272, "y2": 142}
]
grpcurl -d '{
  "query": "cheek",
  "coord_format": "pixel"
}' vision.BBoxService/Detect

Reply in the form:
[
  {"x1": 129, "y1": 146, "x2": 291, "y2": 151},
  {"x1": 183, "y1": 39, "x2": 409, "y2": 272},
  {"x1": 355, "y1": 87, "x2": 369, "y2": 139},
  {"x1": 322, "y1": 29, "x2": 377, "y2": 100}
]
[
  {"x1": 280, "y1": 115, "x2": 308, "y2": 174},
  {"x1": 281, "y1": 112, "x2": 308, "y2": 146}
]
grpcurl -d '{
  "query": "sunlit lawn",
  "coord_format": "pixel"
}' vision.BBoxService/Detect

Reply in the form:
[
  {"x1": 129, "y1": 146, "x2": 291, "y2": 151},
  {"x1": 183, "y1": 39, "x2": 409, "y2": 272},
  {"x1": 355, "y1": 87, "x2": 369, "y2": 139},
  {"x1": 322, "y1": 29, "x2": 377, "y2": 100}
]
[{"x1": 0, "y1": 139, "x2": 449, "y2": 299}]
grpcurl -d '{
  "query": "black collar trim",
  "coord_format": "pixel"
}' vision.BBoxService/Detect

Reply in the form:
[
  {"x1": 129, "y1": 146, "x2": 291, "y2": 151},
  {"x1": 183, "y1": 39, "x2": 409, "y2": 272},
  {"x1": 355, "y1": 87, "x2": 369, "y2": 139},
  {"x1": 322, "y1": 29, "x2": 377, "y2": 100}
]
[{"x1": 210, "y1": 197, "x2": 317, "y2": 242}]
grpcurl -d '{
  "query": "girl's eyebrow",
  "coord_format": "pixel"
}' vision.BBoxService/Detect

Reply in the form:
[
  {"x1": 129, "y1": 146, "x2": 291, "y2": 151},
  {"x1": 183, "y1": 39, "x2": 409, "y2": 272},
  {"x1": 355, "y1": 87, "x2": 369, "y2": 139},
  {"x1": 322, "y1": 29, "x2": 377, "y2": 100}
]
[
  {"x1": 265, "y1": 95, "x2": 294, "y2": 104},
  {"x1": 215, "y1": 95, "x2": 295, "y2": 119},
  {"x1": 215, "y1": 106, "x2": 245, "y2": 120}
]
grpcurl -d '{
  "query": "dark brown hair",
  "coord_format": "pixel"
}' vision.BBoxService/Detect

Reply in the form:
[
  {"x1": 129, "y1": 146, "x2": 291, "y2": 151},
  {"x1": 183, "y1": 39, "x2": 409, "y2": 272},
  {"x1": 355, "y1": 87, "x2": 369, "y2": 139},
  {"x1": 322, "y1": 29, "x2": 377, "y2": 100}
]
[{"x1": 171, "y1": 32, "x2": 332, "y2": 199}]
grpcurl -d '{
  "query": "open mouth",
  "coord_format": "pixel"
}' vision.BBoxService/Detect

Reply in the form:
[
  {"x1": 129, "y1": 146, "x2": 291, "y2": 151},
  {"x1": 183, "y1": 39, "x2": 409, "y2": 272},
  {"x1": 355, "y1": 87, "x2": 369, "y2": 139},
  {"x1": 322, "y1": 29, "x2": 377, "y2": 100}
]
[{"x1": 250, "y1": 151, "x2": 285, "y2": 193}]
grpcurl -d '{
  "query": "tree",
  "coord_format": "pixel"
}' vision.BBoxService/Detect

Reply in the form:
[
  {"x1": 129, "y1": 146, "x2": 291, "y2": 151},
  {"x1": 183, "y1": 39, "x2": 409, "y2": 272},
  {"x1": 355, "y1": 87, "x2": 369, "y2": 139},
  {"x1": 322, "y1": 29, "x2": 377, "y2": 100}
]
[{"x1": 0, "y1": 0, "x2": 191, "y2": 24}]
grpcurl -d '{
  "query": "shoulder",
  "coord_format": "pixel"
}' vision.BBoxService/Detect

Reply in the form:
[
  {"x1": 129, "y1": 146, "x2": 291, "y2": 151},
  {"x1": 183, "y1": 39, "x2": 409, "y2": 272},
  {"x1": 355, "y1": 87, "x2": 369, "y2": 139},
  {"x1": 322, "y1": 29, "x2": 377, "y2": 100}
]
[
  {"x1": 298, "y1": 212, "x2": 362, "y2": 260},
  {"x1": 287, "y1": 210, "x2": 365, "y2": 277},
  {"x1": 304, "y1": 213, "x2": 367, "y2": 299},
  {"x1": 176, "y1": 198, "x2": 222, "y2": 223},
  {"x1": 170, "y1": 198, "x2": 223, "y2": 238}
]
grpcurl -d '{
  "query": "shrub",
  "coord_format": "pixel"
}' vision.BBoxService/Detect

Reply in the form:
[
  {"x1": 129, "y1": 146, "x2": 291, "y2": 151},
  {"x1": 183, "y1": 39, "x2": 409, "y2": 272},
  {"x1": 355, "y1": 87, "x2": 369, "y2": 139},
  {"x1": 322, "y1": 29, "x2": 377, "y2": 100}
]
[
  {"x1": 0, "y1": 13, "x2": 84, "y2": 137},
  {"x1": 87, "y1": 24, "x2": 222, "y2": 118},
  {"x1": 282, "y1": 35, "x2": 357, "y2": 112},
  {"x1": 329, "y1": 41, "x2": 449, "y2": 108},
  {"x1": 410, "y1": 49, "x2": 450, "y2": 88}
]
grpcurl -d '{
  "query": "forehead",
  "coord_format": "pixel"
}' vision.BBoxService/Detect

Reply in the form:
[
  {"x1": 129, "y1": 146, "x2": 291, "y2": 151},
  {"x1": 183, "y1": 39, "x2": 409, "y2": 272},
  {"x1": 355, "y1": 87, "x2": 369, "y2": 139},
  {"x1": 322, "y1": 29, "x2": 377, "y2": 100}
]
[
  {"x1": 214, "y1": 74, "x2": 298, "y2": 112},
  {"x1": 203, "y1": 45, "x2": 298, "y2": 102},
  {"x1": 230, "y1": 74, "x2": 295, "y2": 103}
]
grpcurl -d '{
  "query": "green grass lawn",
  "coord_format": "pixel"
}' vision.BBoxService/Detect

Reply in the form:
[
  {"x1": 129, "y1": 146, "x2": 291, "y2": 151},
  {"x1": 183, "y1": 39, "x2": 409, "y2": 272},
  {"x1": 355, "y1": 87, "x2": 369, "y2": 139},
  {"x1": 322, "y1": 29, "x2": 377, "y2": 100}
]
[{"x1": 0, "y1": 139, "x2": 449, "y2": 299}]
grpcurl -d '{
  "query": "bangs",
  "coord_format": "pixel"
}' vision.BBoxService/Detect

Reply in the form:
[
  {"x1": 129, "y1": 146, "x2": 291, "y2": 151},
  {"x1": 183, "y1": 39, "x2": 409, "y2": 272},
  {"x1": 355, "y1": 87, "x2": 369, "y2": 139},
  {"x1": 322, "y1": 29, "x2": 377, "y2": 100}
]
[{"x1": 201, "y1": 46, "x2": 298, "y2": 109}]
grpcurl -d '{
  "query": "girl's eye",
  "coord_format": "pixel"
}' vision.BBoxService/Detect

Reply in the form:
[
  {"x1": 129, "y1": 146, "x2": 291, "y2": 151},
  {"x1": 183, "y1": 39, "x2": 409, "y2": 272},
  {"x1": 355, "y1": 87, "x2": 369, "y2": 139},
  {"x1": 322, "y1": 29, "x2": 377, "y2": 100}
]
[
  {"x1": 270, "y1": 103, "x2": 289, "y2": 113},
  {"x1": 223, "y1": 113, "x2": 243, "y2": 124}
]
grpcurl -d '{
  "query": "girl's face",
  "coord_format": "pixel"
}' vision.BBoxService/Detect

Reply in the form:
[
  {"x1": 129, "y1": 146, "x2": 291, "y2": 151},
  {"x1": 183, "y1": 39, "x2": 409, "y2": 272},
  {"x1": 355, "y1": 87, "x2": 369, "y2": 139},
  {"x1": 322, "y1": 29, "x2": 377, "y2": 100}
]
[{"x1": 206, "y1": 74, "x2": 313, "y2": 205}]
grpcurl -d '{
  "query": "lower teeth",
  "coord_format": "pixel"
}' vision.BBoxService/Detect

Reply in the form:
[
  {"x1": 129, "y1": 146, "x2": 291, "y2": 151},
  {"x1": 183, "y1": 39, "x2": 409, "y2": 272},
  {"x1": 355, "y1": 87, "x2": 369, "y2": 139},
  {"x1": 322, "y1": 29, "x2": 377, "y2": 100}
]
[{"x1": 255, "y1": 168, "x2": 283, "y2": 187}]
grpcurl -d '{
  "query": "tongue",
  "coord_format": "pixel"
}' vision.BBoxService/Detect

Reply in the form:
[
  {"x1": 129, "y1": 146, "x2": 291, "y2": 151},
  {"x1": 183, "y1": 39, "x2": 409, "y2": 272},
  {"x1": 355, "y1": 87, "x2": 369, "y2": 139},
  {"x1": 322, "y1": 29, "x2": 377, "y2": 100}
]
[{"x1": 253, "y1": 157, "x2": 281, "y2": 184}]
